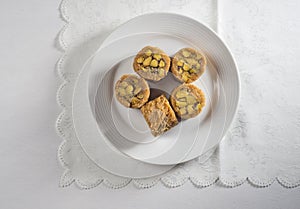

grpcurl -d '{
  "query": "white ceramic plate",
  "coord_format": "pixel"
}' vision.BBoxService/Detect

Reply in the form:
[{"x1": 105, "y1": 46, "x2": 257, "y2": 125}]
[{"x1": 73, "y1": 13, "x2": 239, "y2": 170}]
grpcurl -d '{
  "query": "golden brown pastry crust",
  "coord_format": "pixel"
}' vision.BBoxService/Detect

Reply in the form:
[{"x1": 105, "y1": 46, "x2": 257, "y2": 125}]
[
  {"x1": 133, "y1": 46, "x2": 171, "y2": 81},
  {"x1": 171, "y1": 48, "x2": 206, "y2": 83},
  {"x1": 141, "y1": 95, "x2": 178, "y2": 136},
  {"x1": 115, "y1": 74, "x2": 150, "y2": 108},
  {"x1": 170, "y1": 84, "x2": 205, "y2": 119}
]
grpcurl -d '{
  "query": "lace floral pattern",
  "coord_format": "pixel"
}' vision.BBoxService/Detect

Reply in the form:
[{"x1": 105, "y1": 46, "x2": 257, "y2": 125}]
[{"x1": 56, "y1": 0, "x2": 300, "y2": 189}]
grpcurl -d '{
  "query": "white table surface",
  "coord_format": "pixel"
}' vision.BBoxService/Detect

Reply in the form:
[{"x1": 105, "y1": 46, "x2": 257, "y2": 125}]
[{"x1": 0, "y1": 1, "x2": 300, "y2": 208}]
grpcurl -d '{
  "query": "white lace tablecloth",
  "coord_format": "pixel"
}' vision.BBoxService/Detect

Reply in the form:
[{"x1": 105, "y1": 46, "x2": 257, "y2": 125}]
[{"x1": 56, "y1": 0, "x2": 300, "y2": 189}]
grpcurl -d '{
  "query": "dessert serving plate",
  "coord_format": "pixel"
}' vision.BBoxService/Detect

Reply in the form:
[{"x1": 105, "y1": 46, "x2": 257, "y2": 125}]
[{"x1": 72, "y1": 13, "x2": 240, "y2": 175}]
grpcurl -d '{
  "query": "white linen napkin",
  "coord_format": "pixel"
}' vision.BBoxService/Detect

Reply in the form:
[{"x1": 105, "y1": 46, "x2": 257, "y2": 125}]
[{"x1": 56, "y1": 0, "x2": 300, "y2": 189}]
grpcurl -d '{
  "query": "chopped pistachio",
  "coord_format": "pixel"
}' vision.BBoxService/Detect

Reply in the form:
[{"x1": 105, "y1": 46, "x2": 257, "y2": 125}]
[
  {"x1": 153, "y1": 54, "x2": 162, "y2": 60},
  {"x1": 137, "y1": 57, "x2": 144, "y2": 64},
  {"x1": 131, "y1": 97, "x2": 139, "y2": 105},
  {"x1": 176, "y1": 101, "x2": 187, "y2": 108},
  {"x1": 189, "y1": 69, "x2": 197, "y2": 74},
  {"x1": 182, "y1": 74, "x2": 188, "y2": 82},
  {"x1": 176, "y1": 90, "x2": 188, "y2": 98},
  {"x1": 183, "y1": 63, "x2": 190, "y2": 71},
  {"x1": 187, "y1": 58, "x2": 197, "y2": 65},
  {"x1": 145, "y1": 49, "x2": 152, "y2": 57},
  {"x1": 186, "y1": 95, "x2": 196, "y2": 104},
  {"x1": 143, "y1": 57, "x2": 152, "y2": 66},
  {"x1": 120, "y1": 82, "x2": 128, "y2": 88},
  {"x1": 159, "y1": 60, "x2": 165, "y2": 67},
  {"x1": 150, "y1": 59, "x2": 158, "y2": 67},
  {"x1": 182, "y1": 50, "x2": 191, "y2": 57},
  {"x1": 177, "y1": 60, "x2": 184, "y2": 66},
  {"x1": 137, "y1": 93, "x2": 144, "y2": 99},
  {"x1": 125, "y1": 85, "x2": 133, "y2": 94}
]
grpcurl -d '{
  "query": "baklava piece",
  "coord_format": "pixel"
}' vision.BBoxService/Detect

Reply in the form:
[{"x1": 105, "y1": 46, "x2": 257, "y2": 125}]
[
  {"x1": 141, "y1": 95, "x2": 178, "y2": 136},
  {"x1": 171, "y1": 48, "x2": 206, "y2": 83},
  {"x1": 115, "y1": 74, "x2": 150, "y2": 108},
  {"x1": 133, "y1": 46, "x2": 171, "y2": 81},
  {"x1": 170, "y1": 84, "x2": 205, "y2": 119}
]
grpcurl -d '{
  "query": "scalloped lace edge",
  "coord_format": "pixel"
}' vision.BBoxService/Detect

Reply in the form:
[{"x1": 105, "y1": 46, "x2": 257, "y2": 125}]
[{"x1": 55, "y1": 0, "x2": 300, "y2": 189}]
